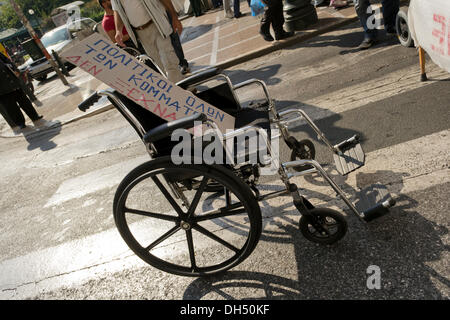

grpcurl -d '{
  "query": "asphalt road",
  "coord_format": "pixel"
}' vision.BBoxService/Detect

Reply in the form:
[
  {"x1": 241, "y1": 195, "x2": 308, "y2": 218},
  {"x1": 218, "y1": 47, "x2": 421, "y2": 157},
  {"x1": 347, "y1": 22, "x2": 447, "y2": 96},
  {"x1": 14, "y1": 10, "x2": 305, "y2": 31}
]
[{"x1": 0, "y1": 22, "x2": 448, "y2": 301}]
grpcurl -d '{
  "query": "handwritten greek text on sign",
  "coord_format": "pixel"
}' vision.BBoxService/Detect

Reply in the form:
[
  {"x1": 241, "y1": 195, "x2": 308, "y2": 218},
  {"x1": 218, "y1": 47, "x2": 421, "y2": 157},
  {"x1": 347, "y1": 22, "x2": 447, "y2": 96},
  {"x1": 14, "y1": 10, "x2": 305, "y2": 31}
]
[
  {"x1": 60, "y1": 33, "x2": 235, "y2": 132},
  {"x1": 408, "y1": 0, "x2": 450, "y2": 74}
]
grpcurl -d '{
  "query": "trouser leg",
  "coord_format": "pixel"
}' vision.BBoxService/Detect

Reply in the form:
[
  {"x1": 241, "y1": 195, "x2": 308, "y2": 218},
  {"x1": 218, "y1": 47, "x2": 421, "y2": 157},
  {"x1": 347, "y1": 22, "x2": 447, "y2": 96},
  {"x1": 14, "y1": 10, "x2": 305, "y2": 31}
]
[
  {"x1": 170, "y1": 32, "x2": 188, "y2": 67},
  {"x1": 271, "y1": 0, "x2": 285, "y2": 35},
  {"x1": 0, "y1": 91, "x2": 26, "y2": 127},
  {"x1": 354, "y1": 0, "x2": 378, "y2": 39},
  {"x1": 224, "y1": 0, "x2": 233, "y2": 16},
  {"x1": 381, "y1": 0, "x2": 399, "y2": 30},
  {"x1": 233, "y1": 0, "x2": 241, "y2": 17},
  {"x1": 14, "y1": 89, "x2": 40, "y2": 121},
  {"x1": 137, "y1": 25, "x2": 184, "y2": 83},
  {"x1": 261, "y1": 0, "x2": 284, "y2": 34},
  {"x1": 260, "y1": 0, "x2": 273, "y2": 34},
  {"x1": 0, "y1": 99, "x2": 19, "y2": 128}
]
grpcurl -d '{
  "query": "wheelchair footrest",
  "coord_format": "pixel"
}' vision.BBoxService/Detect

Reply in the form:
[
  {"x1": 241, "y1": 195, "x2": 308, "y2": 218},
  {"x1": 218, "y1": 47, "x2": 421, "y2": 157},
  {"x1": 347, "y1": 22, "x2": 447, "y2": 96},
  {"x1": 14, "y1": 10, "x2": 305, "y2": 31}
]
[
  {"x1": 333, "y1": 136, "x2": 365, "y2": 175},
  {"x1": 354, "y1": 183, "x2": 396, "y2": 222}
]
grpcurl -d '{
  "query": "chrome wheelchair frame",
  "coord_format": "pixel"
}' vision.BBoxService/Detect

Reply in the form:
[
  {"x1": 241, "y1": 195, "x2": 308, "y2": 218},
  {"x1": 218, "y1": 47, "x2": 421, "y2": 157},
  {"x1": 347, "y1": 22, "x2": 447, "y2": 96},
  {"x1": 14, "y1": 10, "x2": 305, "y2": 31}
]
[{"x1": 79, "y1": 66, "x2": 395, "y2": 277}]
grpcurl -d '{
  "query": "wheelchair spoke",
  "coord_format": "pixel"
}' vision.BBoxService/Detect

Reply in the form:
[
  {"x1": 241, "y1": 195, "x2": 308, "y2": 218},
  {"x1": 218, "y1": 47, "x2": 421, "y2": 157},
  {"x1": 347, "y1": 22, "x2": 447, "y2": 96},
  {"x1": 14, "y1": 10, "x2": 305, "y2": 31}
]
[
  {"x1": 145, "y1": 225, "x2": 181, "y2": 251},
  {"x1": 152, "y1": 175, "x2": 185, "y2": 217},
  {"x1": 125, "y1": 207, "x2": 178, "y2": 222},
  {"x1": 187, "y1": 176, "x2": 208, "y2": 218},
  {"x1": 194, "y1": 207, "x2": 247, "y2": 222},
  {"x1": 193, "y1": 224, "x2": 240, "y2": 253},
  {"x1": 185, "y1": 229, "x2": 197, "y2": 271}
]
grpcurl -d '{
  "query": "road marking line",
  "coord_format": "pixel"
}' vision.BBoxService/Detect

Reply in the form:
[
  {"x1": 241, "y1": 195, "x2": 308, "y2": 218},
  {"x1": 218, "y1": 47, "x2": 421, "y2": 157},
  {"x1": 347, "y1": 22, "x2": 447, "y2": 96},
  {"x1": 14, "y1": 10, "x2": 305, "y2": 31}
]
[
  {"x1": 44, "y1": 155, "x2": 148, "y2": 208},
  {"x1": 210, "y1": 16, "x2": 221, "y2": 66}
]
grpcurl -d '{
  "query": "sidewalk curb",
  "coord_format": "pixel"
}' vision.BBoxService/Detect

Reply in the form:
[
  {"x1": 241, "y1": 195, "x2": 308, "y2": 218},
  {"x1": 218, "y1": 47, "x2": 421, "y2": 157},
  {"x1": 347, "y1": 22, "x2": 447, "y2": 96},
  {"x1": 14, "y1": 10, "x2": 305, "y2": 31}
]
[{"x1": 216, "y1": 15, "x2": 359, "y2": 70}]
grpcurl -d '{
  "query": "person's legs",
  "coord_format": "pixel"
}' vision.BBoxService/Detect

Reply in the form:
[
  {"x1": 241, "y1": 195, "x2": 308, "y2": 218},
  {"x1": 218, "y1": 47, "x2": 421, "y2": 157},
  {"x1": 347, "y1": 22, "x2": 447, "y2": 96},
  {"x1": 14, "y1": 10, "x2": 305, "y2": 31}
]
[
  {"x1": 170, "y1": 32, "x2": 189, "y2": 69},
  {"x1": 260, "y1": 0, "x2": 274, "y2": 41},
  {"x1": 166, "y1": 11, "x2": 189, "y2": 74},
  {"x1": 233, "y1": 0, "x2": 241, "y2": 17},
  {"x1": 0, "y1": 98, "x2": 19, "y2": 129},
  {"x1": 381, "y1": 0, "x2": 399, "y2": 32},
  {"x1": 190, "y1": 0, "x2": 203, "y2": 16},
  {"x1": 224, "y1": 0, "x2": 233, "y2": 18},
  {"x1": 0, "y1": 91, "x2": 26, "y2": 128},
  {"x1": 354, "y1": 0, "x2": 378, "y2": 40},
  {"x1": 270, "y1": 0, "x2": 287, "y2": 37},
  {"x1": 13, "y1": 89, "x2": 41, "y2": 121},
  {"x1": 138, "y1": 25, "x2": 185, "y2": 83}
]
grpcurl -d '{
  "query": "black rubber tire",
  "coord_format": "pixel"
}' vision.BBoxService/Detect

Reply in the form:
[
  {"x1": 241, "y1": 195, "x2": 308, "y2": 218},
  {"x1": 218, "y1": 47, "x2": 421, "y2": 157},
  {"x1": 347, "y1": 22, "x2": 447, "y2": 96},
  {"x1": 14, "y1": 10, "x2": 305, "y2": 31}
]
[
  {"x1": 289, "y1": 138, "x2": 316, "y2": 172},
  {"x1": 396, "y1": 9, "x2": 414, "y2": 48},
  {"x1": 299, "y1": 208, "x2": 348, "y2": 245},
  {"x1": 113, "y1": 156, "x2": 262, "y2": 277}
]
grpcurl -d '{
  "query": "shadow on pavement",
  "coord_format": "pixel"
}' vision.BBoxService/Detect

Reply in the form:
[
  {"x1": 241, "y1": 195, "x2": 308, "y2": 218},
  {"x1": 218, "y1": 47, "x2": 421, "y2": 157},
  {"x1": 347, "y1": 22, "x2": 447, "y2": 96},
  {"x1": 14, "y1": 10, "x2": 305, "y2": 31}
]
[
  {"x1": 183, "y1": 174, "x2": 449, "y2": 299},
  {"x1": 24, "y1": 121, "x2": 62, "y2": 151}
]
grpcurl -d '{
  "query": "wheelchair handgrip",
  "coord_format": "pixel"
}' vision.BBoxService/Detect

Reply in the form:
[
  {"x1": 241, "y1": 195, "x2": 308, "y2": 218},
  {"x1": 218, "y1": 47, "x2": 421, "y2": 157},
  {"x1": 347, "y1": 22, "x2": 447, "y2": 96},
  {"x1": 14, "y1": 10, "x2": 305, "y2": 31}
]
[
  {"x1": 78, "y1": 92, "x2": 100, "y2": 112},
  {"x1": 143, "y1": 113, "x2": 208, "y2": 143}
]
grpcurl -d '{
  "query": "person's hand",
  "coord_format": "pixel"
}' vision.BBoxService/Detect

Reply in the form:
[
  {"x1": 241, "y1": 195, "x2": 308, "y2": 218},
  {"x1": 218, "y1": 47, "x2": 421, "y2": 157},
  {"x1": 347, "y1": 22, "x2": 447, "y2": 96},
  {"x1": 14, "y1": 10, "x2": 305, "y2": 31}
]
[
  {"x1": 14, "y1": 71, "x2": 20, "y2": 77},
  {"x1": 172, "y1": 16, "x2": 183, "y2": 35},
  {"x1": 115, "y1": 31, "x2": 125, "y2": 47}
]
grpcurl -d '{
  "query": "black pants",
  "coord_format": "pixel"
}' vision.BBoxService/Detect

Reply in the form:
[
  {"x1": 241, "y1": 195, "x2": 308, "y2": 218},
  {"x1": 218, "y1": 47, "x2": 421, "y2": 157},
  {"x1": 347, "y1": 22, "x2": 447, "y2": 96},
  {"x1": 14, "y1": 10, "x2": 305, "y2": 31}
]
[
  {"x1": 0, "y1": 89, "x2": 40, "y2": 128},
  {"x1": 260, "y1": 0, "x2": 285, "y2": 36}
]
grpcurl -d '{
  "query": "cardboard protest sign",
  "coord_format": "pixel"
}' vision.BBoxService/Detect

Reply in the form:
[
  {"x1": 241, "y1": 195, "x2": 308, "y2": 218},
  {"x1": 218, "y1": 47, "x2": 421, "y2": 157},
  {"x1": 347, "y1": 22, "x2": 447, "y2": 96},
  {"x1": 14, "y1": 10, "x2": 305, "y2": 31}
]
[
  {"x1": 408, "y1": 0, "x2": 450, "y2": 73},
  {"x1": 60, "y1": 33, "x2": 235, "y2": 133}
]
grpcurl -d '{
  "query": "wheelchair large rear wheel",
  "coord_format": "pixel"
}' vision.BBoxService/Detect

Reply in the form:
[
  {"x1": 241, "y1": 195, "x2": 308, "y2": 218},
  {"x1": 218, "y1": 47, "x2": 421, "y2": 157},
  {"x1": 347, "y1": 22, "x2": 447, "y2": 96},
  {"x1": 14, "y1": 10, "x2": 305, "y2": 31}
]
[{"x1": 113, "y1": 157, "x2": 262, "y2": 277}]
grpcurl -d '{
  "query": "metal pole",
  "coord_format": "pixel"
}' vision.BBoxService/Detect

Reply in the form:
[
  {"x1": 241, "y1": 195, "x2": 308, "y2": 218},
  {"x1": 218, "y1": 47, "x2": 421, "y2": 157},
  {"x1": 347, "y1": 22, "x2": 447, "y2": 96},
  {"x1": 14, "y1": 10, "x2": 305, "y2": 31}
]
[
  {"x1": 8, "y1": 0, "x2": 69, "y2": 86},
  {"x1": 419, "y1": 46, "x2": 428, "y2": 82}
]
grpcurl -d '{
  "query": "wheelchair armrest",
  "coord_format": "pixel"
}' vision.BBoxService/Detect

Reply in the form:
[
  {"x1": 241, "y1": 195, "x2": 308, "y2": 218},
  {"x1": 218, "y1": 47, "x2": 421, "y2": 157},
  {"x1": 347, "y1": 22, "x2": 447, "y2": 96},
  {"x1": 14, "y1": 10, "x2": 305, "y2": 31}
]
[
  {"x1": 143, "y1": 113, "x2": 207, "y2": 143},
  {"x1": 176, "y1": 67, "x2": 221, "y2": 89}
]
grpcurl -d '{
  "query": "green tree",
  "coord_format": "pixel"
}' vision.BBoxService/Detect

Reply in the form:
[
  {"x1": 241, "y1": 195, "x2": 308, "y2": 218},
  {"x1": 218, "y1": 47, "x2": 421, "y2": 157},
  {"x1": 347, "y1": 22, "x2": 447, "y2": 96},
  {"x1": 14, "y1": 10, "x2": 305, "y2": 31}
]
[{"x1": 0, "y1": 0, "x2": 89, "y2": 30}]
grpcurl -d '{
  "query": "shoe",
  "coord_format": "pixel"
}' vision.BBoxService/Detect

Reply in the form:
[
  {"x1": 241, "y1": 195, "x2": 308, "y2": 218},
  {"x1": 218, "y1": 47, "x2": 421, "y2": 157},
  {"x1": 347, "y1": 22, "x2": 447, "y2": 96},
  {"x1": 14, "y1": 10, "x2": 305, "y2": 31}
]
[
  {"x1": 358, "y1": 37, "x2": 376, "y2": 50},
  {"x1": 179, "y1": 64, "x2": 190, "y2": 75},
  {"x1": 18, "y1": 123, "x2": 27, "y2": 129},
  {"x1": 275, "y1": 31, "x2": 294, "y2": 40},
  {"x1": 234, "y1": 12, "x2": 244, "y2": 18},
  {"x1": 259, "y1": 29, "x2": 274, "y2": 42},
  {"x1": 225, "y1": 11, "x2": 233, "y2": 19}
]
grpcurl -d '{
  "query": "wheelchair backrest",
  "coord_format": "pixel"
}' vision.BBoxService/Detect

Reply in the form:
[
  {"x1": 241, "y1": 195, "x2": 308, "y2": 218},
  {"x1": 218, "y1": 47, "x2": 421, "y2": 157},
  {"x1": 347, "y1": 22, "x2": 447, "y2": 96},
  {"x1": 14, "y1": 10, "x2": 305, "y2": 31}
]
[{"x1": 107, "y1": 74, "x2": 242, "y2": 157}]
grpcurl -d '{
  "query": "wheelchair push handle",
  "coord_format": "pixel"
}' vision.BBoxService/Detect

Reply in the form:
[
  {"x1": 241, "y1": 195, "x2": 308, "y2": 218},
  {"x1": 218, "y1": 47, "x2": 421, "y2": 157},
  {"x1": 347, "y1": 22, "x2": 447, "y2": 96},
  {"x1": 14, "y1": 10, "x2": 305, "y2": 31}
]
[
  {"x1": 143, "y1": 112, "x2": 208, "y2": 144},
  {"x1": 78, "y1": 92, "x2": 100, "y2": 112}
]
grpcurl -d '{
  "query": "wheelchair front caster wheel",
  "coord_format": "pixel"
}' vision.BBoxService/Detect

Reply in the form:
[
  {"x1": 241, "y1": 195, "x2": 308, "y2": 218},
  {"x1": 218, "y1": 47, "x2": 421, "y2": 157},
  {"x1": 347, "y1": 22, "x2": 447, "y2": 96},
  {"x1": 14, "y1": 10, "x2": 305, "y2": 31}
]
[
  {"x1": 299, "y1": 208, "x2": 348, "y2": 245},
  {"x1": 289, "y1": 138, "x2": 316, "y2": 172}
]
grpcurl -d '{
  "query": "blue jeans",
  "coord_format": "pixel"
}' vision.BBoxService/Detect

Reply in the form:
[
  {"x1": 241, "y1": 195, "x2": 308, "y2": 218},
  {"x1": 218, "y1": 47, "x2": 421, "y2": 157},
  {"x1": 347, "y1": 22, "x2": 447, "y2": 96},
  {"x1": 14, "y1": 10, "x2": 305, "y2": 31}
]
[{"x1": 354, "y1": 0, "x2": 399, "y2": 40}]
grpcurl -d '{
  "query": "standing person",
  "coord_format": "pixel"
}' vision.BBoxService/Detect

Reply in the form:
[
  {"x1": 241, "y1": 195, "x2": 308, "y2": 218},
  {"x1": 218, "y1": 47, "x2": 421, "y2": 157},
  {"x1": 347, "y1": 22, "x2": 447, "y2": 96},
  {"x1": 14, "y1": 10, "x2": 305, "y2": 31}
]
[
  {"x1": 99, "y1": 0, "x2": 189, "y2": 75},
  {"x1": 354, "y1": 0, "x2": 399, "y2": 50},
  {"x1": 99, "y1": 0, "x2": 134, "y2": 47},
  {"x1": 0, "y1": 52, "x2": 44, "y2": 133},
  {"x1": 166, "y1": 11, "x2": 190, "y2": 75},
  {"x1": 112, "y1": 0, "x2": 185, "y2": 83},
  {"x1": 259, "y1": 0, "x2": 294, "y2": 41}
]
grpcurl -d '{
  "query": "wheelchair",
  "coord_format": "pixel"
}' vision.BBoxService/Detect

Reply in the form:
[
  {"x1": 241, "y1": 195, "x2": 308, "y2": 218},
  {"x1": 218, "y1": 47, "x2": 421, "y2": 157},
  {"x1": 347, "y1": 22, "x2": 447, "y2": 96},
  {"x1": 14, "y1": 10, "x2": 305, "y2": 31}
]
[{"x1": 79, "y1": 65, "x2": 396, "y2": 277}]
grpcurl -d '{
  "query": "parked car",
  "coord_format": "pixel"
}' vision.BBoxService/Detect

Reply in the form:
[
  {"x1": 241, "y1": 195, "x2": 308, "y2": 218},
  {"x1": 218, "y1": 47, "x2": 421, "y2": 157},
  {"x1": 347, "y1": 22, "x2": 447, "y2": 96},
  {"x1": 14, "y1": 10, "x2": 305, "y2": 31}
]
[{"x1": 19, "y1": 18, "x2": 96, "y2": 82}]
